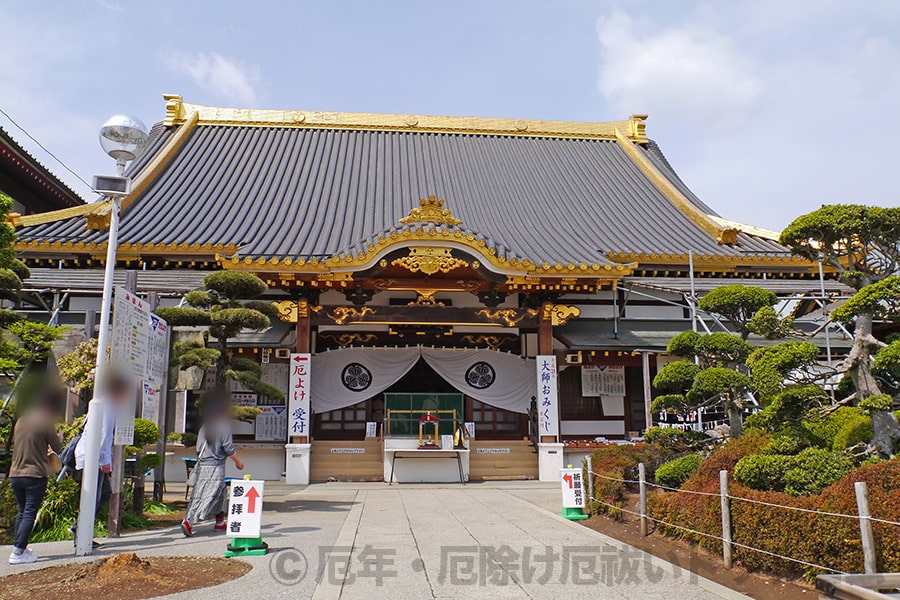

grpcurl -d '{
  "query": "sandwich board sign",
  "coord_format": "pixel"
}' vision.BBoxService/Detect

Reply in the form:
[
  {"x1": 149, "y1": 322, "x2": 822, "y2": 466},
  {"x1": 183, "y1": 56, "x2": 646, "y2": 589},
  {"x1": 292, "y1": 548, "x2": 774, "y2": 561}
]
[
  {"x1": 227, "y1": 480, "x2": 264, "y2": 538},
  {"x1": 560, "y1": 467, "x2": 589, "y2": 520}
]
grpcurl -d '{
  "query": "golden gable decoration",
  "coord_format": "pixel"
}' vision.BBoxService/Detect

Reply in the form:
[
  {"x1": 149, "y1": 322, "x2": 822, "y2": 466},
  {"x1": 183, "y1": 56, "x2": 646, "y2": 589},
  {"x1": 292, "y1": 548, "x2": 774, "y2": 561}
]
[
  {"x1": 392, "y1": 247, "x2": 469, "y2": 276},
  {"x1": 399, "y1": 196, "x2": 463, "y2": 227}
]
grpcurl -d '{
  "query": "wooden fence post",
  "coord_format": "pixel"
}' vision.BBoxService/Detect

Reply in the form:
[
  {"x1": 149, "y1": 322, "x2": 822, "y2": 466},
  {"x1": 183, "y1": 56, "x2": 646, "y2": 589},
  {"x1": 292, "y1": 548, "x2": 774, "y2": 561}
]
[
  {"x1": 855, "y1": 481, "x2": 877, "y2": 574},
  {"x1": 720, "y1": 470, "x2": 732, "y2": 568},
  {"x1": 585, "y1": 456, "x2": 594, "y2": 516},
  {"x1": 639, "y1": 462, "x2": 648, "y2": 536}
]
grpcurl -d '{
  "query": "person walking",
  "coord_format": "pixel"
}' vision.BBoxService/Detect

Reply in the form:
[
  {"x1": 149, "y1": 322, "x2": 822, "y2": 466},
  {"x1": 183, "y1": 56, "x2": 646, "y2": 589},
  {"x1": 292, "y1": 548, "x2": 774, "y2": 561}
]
[
  {"x1": 8, "y1": 387, "x2": 63, "y2": 564},
  {"x1": 71, "y1": 373, "x2": 131, "y2": 546},
  {"x1": 181, "y1": 397, "x2": 244, "y2": 536}
]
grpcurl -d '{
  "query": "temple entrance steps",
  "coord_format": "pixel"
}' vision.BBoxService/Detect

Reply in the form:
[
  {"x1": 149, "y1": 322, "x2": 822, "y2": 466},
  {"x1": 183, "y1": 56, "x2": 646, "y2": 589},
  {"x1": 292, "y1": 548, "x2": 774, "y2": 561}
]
[
  {"x1": 467, "y1": 439, "x2": 539, "y2": 481},
  {"x1": 310, "y1": 439, "x2": 384, "y2": 482}
]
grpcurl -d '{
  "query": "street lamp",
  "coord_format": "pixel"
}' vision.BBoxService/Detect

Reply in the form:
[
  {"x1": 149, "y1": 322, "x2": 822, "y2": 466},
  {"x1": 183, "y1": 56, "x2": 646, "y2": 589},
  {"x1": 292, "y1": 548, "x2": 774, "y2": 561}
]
[{"x1": 75, "y1": 115, "x2": 149, "y2": 556}]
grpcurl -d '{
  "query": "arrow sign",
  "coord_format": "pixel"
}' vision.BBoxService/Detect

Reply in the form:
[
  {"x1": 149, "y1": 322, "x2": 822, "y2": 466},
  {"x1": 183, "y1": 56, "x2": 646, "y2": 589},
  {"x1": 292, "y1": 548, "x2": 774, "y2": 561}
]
[
  {"x1": 246, "y1": 486, "x2": 260, "y2": 513},
  {"x1": 562, "y1": 473, "x2": 574, "y2": 489}
]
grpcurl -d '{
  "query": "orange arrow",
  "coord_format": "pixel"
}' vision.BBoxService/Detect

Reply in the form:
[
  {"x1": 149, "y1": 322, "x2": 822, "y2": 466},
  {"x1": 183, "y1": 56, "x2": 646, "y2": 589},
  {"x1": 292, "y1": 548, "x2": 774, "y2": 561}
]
[{"x1": 246, "y1": 486, "x2": 260, "y2": 513}]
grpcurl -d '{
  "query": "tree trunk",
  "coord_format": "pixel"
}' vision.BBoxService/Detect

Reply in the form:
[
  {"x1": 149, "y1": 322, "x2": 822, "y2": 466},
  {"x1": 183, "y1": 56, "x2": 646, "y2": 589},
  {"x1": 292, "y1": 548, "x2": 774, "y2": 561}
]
[
  {"x1": 844, "y1": 312, "x2": 900, "y2": 457},
  {"x1": 727, "y1": 401, "x2": 743, "y2": 438},
  {"x1": 133, "y1": 451, "x2": 146, "y2": 515},
  {"x1": 214, "y1": 329, "x2": 228, "y2": 388},
  {"x1": 871, "y1": 410, "x2": 900, "y2": 457}
]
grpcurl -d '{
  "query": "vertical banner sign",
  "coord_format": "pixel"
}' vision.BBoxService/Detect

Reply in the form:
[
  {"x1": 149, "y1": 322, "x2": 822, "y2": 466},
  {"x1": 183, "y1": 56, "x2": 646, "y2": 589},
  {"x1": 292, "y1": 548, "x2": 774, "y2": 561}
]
[
  {"x1": 289, "y1": 353, "x2": 311, "y2": 437},
  {"x1": 536, "y1": 355, "x2": 559, "y2": 439},
  {"x1": 560, "y1": 467, "x2": 586, "y2": 509},
  {"x1": 226, "y1": 480, "x2": 264, "y2": 538}
]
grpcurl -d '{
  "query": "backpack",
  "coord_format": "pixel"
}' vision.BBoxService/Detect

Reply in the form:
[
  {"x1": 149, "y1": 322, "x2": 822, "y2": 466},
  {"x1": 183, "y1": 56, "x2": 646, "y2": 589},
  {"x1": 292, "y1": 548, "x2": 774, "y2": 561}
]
[{"x1": 59, "y1": 422, "x2": 85, "y2": 473}]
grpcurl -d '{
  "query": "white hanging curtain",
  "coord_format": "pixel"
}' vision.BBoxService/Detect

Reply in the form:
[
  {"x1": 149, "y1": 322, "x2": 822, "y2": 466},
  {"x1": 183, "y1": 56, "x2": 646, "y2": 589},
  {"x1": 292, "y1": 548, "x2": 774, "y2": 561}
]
[
  {"x1": 310, "y1": 346, "x2": 421, "y2": 413},
  {"x1": 421, "y1": 348, "x2": 535, "y2": 414}
]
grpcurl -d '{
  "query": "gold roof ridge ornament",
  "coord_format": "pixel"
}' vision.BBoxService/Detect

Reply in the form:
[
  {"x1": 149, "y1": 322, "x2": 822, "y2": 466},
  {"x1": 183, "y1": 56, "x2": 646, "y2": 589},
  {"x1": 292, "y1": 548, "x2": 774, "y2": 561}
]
[
  {"x1": 399, "y1": 196, "x2": 463, "y2": 227},
  {"x1": 159, "y1": 94, "x2": 651, "y2": 142}
]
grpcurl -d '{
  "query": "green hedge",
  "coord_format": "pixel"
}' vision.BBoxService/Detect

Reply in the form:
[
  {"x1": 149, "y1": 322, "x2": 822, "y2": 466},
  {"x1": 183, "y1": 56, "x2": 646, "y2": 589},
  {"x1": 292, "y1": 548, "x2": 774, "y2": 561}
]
[
  {"x1": 655, "y1": 454, "x2": 703, "y2": 489},
  {"x1": 734, "y1": 447, "x2": 855, "y2": 496},
  {"x1": 649, "y1": 439, "x2": 900, "y2": 578}
]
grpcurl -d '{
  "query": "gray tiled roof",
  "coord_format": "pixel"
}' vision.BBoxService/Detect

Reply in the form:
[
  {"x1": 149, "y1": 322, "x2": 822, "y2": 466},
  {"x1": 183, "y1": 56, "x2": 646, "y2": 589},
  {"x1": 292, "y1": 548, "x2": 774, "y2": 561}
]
[
  {"x1": 558, "y1": 319, "x2": 852, "y2": 352},
  {"x1": 18, "y1": 123, "x2": 790, "y2": 266}
]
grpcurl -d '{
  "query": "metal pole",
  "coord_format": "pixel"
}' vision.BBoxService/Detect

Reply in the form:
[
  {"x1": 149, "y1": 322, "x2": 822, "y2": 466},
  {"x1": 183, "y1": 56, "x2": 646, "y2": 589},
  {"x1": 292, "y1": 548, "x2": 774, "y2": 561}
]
[
  {"x1": 720, "y1": 470, "x2": 732, "y2": 568},
  {"x1": 75, "y1": 197, "x2": 122, "y2": 556},
  {"x1": 855, "y1": 481, "x2": 877, "y2": 574},
  {"x1": 152, "y1": 292, "x2": 170, "y2": 503},
  {"x1": 641, "y1": 352, "x2": 653, "y2": 432},
  {"x1": 818, "y1": 260, "x2": 836, "y2": 402},
  {"x1": 639, "y1": 462, "x2": 648, "y2": 536},
  {"x1": 688, "y1": 252, "x2": 698, "y2": 333},
  {"x1": 818, "y1": 260, "x2": 833, "y2": 366}
]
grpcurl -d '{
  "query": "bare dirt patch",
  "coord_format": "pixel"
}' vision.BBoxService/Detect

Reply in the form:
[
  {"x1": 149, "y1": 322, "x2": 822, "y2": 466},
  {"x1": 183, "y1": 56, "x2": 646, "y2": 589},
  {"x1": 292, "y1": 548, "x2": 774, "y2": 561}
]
[
  {"x1": 0, "y1": 552, "x2": 251, "y2": 600},
  {"x1": 581, "y1": 493, "x2": 814, "y2": 600}
]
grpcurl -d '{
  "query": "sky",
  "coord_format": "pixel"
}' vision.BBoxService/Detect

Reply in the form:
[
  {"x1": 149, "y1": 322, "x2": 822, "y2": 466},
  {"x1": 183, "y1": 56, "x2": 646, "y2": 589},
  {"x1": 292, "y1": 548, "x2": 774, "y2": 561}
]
[{"x1": 2, "y1": 1, "x2": 900, "y2": 230}]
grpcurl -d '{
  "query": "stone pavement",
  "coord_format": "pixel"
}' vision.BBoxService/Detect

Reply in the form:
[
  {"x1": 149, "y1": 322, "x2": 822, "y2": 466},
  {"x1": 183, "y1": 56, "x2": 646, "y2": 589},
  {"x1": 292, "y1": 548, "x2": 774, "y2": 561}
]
[{"x1": 0, "y1": 482, "x2": 748, "y2": 600}]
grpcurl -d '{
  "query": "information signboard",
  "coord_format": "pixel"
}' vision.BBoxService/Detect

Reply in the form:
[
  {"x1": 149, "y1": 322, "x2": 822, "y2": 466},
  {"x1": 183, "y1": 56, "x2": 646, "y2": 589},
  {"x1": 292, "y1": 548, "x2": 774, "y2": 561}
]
[{"x1": 226, "y1": 480, "x2": 264, "y2": 538}]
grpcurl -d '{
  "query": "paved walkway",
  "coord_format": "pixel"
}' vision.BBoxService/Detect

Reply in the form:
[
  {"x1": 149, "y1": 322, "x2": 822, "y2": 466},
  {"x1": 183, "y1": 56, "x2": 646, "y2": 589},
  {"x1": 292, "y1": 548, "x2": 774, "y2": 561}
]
[{"x1": 1, "y1": 482, "x2": 748, "y2": 600}]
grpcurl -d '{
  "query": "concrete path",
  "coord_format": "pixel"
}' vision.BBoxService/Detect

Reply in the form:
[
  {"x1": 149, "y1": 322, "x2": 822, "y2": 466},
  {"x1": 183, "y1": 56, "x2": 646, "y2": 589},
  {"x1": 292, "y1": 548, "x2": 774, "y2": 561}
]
[{"x1": 1, "y1": 482, "x2": 748, "y2": 600}]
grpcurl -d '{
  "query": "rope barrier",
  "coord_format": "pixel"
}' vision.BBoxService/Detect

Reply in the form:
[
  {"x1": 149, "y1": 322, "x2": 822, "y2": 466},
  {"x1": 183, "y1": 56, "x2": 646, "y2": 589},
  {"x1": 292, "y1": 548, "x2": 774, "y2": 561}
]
[
  {"x1": 589, "y1": 469, "x2": 900, "y2": 525},
  {"x1": 643, "y1": 480, "x2": 720, "y2": 497},
  {"x1": 588, "y1": 493, "x2": 848, "y2": 575}
]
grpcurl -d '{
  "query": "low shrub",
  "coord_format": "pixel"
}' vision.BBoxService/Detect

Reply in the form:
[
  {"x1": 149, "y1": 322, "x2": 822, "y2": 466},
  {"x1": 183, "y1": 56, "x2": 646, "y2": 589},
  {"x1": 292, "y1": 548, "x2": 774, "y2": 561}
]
[
  {"x1": 655, "y1": 454, "x2": 703, "y2": 489},
  {"x1": 832, "y1": 415, "x2": 873, "y2": 451},
  {"x1": 648, "y1": 445, "x2": 900, "y2": 578},
  {"x1": 734, "y1": 454, "x2": 795, "y2": 491},
  {"x1": 803, "y1": 406, "x2": 867, "y2": 450},
  {"x1": 588, "y1": 442, "x2": 681, "y2": 518},
  {"x1": 782, "y1": 448, "x2": 855, "y2": 496},
  {"x1": 648, "y1": 432, "x2": 769, "y2": 555},
  {"x1": 761, "y1": 428, "x2": 812, "y2": 455},
  {"x1": 734, "y1": 447, "x2": 855, "y2": 496}
]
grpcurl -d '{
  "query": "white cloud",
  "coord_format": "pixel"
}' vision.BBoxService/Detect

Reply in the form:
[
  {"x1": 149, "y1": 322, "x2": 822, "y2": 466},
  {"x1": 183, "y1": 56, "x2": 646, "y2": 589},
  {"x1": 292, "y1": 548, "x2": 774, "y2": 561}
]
[
  {"x1": 595, "y1": 6, "x2": 900, "y2": 230},
  {"x1": 596, "y1": 10, "x2": 763, "y2": 130},
  {"x1": 166, "y1": 52, "x2": 261, "y2": 106}
]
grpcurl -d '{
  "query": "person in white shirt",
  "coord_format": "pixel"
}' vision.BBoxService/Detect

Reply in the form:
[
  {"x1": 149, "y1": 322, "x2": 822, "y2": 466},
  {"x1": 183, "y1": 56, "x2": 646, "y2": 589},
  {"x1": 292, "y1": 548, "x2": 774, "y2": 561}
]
[{"x1": 71, "y1": 373, "x2": 132, "y2": 544}]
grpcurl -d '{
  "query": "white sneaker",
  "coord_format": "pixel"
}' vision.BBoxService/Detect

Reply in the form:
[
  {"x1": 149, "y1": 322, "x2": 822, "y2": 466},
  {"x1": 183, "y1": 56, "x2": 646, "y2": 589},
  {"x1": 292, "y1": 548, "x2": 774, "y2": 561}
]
[{"x1": 9, "y1": 549, "x2": 37, "y2": 564}]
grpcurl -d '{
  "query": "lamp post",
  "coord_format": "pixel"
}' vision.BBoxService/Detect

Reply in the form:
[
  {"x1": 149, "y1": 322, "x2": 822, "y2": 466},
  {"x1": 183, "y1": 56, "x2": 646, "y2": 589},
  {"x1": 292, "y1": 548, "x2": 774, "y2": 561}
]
[{"x1": 75, "y1": 115, "x2": 148, "y2": 556}]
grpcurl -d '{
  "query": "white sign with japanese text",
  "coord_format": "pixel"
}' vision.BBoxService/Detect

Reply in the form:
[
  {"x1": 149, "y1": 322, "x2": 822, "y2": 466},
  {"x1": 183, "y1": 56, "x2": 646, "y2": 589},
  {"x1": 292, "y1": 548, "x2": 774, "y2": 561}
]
[
  {"x1": 288, "y1": 353, "x2": 311, "y2": 437},
  {"x1": 255, "y1": 406, "x2": 287, "y2": 441},
  {"x1": 226, "y1": 480, "x2": 264, "y2": 538},
  {"x1": 113, "y1": 386, "x2": 137, "y2": 446},
  {"x1": 231, "y1": 392, "x2": 258, "y2": 406},
  {"x1": 111, "y1": 287, "x2": 151, "y2": 379},
  {"x1": 141, "y1": 382, "x2": 159, "y2": 423},
  {"x1": 536, "y1": 355, "x2": 559, "y2": 438},
  {"x1": 560, "y1": 467, "x2": 586, "y2": 509},
  {"x1": 581, "y1": 365, "x2": 626, "y2": 397}
]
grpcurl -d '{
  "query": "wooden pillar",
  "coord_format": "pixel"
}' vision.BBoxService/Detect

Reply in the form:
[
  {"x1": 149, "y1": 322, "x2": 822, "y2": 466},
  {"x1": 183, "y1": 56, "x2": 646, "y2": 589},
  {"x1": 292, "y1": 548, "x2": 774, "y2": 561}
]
[
  {"x1": 538, "y1": 302, "x2": 556, "y2": 443},
  {"x1": 538, "y1": 302, "x2": 553, "y2": 355},
  {"x1": 295, "y1": 298, "x2": 311, "y2": 353},
  {"x1": 292, "y1": 297, "x2": 311, "y2": 443}
]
